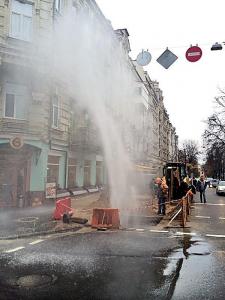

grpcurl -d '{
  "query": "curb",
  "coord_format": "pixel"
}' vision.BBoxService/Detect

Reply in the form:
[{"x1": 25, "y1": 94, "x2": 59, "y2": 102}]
[{"x1": 0, "y1": 225, "x2": 84, "y2": 240}]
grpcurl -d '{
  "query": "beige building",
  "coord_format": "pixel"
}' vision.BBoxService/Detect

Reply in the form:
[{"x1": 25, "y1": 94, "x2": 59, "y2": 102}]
[
  {"x1": 0, "y1": 0, "x2": 106, "y2": 207},
  {"x1": 130, "y1": 65, "x2": 178, "y2": 176},
  {"x1": 0, "y1": 0, "x2": 178, "y2": 207}
]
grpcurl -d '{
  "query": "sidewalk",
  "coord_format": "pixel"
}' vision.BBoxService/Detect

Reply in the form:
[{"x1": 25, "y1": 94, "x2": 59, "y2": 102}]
[
  {"x1": 0, "y1": 191, "x2": 165, "y2": 239},
  {"x1": 0, "y1": 192, "x2": 101, "y2": 239}
]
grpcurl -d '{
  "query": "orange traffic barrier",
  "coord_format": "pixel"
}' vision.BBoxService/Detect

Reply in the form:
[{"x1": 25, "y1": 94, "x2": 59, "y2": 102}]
[
  {"x1": 91, "y1": 208, "x2": 120, "y2": 229},
  {"x1": 53, "y1": 197, "x2": 74, "y2": 220}
]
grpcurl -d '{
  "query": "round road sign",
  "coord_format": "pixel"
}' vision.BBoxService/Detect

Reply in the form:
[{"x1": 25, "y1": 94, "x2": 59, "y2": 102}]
[
  {"x1": 136, "y1": 50, "x2": 152, "y2": 66},
  {"x1": 185, "y1": 46, "x2": 202, "y2": 62}
]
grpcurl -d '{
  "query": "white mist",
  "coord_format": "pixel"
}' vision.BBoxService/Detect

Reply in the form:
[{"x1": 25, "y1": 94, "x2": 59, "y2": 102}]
[{"x1": 41, "y1": 9, "x2": 141, "y2": 211}]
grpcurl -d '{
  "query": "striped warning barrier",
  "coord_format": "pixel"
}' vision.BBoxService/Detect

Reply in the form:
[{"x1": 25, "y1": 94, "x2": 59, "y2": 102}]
[
  {"x1": 91, "y1": 208, "x2": 120, "y2": 229},
  {"x1": 53, "y1": 197, "x2": 74, "y2": 220}
]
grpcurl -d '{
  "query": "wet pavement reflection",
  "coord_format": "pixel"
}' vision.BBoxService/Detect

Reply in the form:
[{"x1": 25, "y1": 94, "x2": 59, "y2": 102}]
[{"x1": 0, "y1": 231, "x2": 224, "y2": 300}]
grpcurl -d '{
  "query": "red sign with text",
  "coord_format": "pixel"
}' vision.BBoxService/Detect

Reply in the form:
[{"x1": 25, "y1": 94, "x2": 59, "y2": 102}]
[{"x1": 186, "y1": 46, "x2": 202, "y2": 62}]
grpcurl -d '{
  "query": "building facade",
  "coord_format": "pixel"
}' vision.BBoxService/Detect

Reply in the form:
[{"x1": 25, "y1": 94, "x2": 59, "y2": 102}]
[
  {"x1": 130, "y1": 65, "x2": 178, "y2": 176},
  {"x1": 0, "y1": 0, "x2": 107, "y2": 207},
  {"x1": 0, "y1": 0, "x2": 178, "y2": 207}
]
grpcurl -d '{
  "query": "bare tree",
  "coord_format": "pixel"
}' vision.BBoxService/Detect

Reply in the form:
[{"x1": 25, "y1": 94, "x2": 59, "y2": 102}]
[
  {"x1": 203, "y1": 113, "x2": 225, "y2": 151},
  {"x1": 203, "y1": 89, "x2": 225, "y2": 179},
  {"x1": 178, "y1": 140, "x2": 200, "y2": 176},
  {"x1": 203, "y1": 143, "x2": 225, "y2": 179}
]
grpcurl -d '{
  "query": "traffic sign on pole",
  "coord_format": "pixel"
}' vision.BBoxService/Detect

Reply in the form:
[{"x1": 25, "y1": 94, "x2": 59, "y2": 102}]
[
  {"x1": 157, "y1": 48, "x2": 178, "y2": 69},
  {"x1": 186, "y1": 45, "x2": 202, "y2": 62}
]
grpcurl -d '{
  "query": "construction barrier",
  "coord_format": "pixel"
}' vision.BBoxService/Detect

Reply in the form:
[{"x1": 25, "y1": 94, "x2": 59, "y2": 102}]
[
  {"x1": 91, "y1": 208, "x2": 120, "y2": 229},
  {"x1": 53, "y1": 197, "x2": 74, "y2": 220},
  {"x1": 167, "y1": 190, "x2": 192, "y2": 228}
]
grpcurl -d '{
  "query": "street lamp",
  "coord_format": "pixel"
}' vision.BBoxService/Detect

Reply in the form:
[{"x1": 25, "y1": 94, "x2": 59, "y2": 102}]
[{"x1": 211, "y1": 42, "x2": 223, "y2": 51}]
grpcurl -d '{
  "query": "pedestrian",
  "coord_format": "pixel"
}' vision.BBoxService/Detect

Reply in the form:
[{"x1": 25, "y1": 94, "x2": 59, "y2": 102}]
[
  {"x1": 192, "y1": 176, "x2": 197, "y2": 188},
  {"x1": 155, "y1": 177, "x2": 168, "y2": 215},
  {"x1": 172, "y1": 172, "x2": 180, "y2": 200},
  {"x1": 189, "y1": 176, "x2": 197, "y2": 195},
  {"x1": 196, "y1": 175, "x2": 208, "y2": 203},
  {"x1": 177, "y1": 177, "x2": 189, "y2": 199}
]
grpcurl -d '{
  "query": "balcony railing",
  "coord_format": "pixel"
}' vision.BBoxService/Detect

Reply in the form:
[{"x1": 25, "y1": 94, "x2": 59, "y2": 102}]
[
  {"x1": 71, "y1": 126, "x2": 101, "y2": 153},
  {"x1": 0, "y1": 118, "x2": 29, "y2": 134}
]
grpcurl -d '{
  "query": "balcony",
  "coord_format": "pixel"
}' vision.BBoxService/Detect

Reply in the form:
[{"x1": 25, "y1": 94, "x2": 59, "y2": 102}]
[
  {"x1": 0, "y1": 118, "x2": 29, "y2": 134},
  {"x1": 71, "y1": 126, "x2": 102, "y2": 154},
  {"x1": 0, "y1": 38, "x2": 34, "y2": 67}
]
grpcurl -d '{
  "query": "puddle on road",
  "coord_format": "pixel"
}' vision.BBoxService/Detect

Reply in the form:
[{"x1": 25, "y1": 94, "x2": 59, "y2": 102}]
[
  {"x1": 162, "y1": 233, "x2": 213, "y2": 299},
  {"x1": 164, "y1": 234, "x2": 212, "y2": 272}
]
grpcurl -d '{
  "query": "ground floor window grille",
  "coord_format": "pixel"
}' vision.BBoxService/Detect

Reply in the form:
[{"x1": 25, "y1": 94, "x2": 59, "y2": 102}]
[
  {"x1": 96, "y1": 161, "x2": 103, "y2": 186},
  {"x1": 47, "y1": 155, "x2": 60, "y2": 184},
  {"x1": 68, "y1": 158, "x2": 77, "y2": 188},
  {"x1": 84, "y1": 160, "x2": 91, "y2": 187}
]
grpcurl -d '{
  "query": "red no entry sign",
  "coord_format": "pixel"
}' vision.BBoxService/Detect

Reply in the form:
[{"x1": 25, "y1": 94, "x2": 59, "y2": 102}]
[{"x1": 186, "y1": 46, "x2": 202, "y2": 62}]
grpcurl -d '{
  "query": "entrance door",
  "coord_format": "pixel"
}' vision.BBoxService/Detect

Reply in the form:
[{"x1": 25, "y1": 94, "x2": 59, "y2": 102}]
[
  {"x1": 0, "y1": 169, "x2": 14, "y2": 207},
  {"x1": 96, "y1": 161, "x2": 102, "y2": 186},
  {"x1": 0, "y1": 144, "x2": 32, "y2": 207},
  {"x1": 84, "y1": 160, "x2": 91, "y2": 187}
]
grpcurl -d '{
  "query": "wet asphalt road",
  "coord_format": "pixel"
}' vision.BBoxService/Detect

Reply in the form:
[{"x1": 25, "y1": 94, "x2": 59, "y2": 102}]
[
  {"x1": 0, "y1": 206, "x2": 56, "y2": 238},
  {"x1": 0, "y1": 188, "x2": 224, "y2": 300}
]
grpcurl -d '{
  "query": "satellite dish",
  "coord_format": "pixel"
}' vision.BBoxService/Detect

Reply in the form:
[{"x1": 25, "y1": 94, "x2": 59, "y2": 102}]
[{"x1": 136, "y1": 50, "x2": 152, "y2": 66}]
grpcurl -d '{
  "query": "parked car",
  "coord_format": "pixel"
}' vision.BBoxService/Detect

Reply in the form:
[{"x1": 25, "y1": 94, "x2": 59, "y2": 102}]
[
  {"x1": 212, "y1": 179, "x2": 219, "y2": 188},
  {"x1": 206, "y1": 177, "x2": 213, "y2": 187},
  {"x1": 216, "y1": 181, "x2": 225, "y2": 195}
]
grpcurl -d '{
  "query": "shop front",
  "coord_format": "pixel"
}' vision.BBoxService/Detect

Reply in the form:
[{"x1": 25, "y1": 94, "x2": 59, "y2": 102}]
[{"x1": 0, "y1": 139, "x2": 41, "y2": 208}]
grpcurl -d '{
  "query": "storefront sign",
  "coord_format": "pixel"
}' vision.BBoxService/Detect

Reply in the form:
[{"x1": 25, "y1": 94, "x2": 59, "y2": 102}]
[
  {"x1": 46, "y1": 182, "x2": 56, "y2": 199},
  {"x1": 10, "y1": 136, "x2": 24, "y2": 149}
]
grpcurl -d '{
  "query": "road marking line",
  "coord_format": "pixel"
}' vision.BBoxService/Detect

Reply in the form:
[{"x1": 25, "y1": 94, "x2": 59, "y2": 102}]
[
  {"x1": 195, "y1": 215, "x2": 211, "y2": 219},
  {"x1": 206, "y1": 234, "x2": 225, "y2": 238},
  {"x1": 195, "y1": 203, "x2": 225, "y2": 206},
  {"x1": 175, "y1": 232, "x2": 197, "y2": 236},
  {"x1": 29, "y1": 239, "x2": 44, "y2": 245},
  {"x1": 4, "y1": 246, "x2": 25, "y2": 253},
  {"x1": 136, "y1": 229, "x2": 145, "y2": 232},
  {"x1": 219, "y1": 217, "x2": 225, "y2": 220},
  {"x1": 150, "y1": 229, "x2": 169, "y2": 233}
]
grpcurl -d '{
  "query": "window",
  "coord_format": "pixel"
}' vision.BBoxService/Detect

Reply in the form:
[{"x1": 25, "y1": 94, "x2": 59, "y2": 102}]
[
  {"x1": 10, "y1": 0, "x2": 33, "y2": 42},
  {"x1": 52, "y1": 96, "x2": 59, "y2": 128},
  {"x1": 47, "y1": 156, "x2": 60, "y2": 184},
  {"x1": 72, "y1": 0, "x2": 77, "y2": 15},
  {"x1": 68, "y1": 159, "x2": 78, "y2": 188},
  {"x1": 55, "y1": 0, "x2": 63, "y2": 13},
  {"x1": 4, "y1": 83, "x2": 28, "y2": 119},
  {"x1": 96, "y1": 161, "x2": 103, "y2": 186},
  {"x1": 5, "y1": 94, "x2": 15, "y2": 118},
  {"x1": 84, "y1": 160, "x2": 91, "y2": 187}
]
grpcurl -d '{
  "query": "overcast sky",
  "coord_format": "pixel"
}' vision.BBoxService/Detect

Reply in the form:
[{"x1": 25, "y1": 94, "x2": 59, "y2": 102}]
[{"x1": 96, "y1": 0, "x2": 225, "y2": 147}]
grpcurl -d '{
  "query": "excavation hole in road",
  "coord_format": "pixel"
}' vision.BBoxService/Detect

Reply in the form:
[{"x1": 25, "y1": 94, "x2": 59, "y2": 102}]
[{"x1": 17, "y1": 274, "x2": 57, "y2": 288}]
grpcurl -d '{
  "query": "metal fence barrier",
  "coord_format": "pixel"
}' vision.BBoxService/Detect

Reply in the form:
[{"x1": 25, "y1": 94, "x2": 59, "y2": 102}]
[{"x1": 167, "y1": 190, "x2": 192, "y2": 227}]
